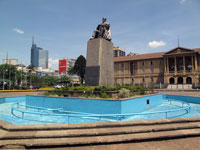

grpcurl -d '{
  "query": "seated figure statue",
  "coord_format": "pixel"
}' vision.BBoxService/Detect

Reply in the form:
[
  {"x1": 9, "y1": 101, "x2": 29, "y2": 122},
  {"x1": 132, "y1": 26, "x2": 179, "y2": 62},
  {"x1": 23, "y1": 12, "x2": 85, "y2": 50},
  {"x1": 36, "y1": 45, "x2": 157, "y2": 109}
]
[{"x1": 91, "y1": 17, "x2": 112, "y2": 41}]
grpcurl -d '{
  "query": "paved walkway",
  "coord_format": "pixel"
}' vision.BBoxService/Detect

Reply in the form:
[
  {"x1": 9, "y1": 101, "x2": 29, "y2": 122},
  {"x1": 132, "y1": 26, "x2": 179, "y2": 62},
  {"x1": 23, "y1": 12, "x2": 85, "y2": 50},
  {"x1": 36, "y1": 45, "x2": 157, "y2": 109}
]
[
  {"x1": 0, "y1": 117, "x2": 200, "y2": 149},
  {"x1": 40, "y1": 137, "x2": 200, "y2": 150},
  {"x1": 0, "y1": 91, "x2": 43, "y2": 97},
  {"x1": 156, "y1": 90, "x2": 200, "y2": 97}
]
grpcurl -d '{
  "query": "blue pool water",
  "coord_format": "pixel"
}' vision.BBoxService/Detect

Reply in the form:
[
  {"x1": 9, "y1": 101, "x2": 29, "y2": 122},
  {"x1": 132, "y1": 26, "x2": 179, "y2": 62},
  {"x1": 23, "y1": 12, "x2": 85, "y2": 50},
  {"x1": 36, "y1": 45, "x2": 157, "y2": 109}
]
[{"x1": 0, "y1": 94, "x2": 200, "y2": 125}]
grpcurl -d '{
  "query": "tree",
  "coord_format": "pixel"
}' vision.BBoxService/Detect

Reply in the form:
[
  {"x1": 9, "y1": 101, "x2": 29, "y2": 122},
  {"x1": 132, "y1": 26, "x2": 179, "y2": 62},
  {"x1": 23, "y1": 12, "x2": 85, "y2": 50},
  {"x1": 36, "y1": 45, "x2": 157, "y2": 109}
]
[
  {"x1": 0, "y1": 64, "x2": 21, "y2": 89},
  {"x1": 40, "y1": 76, "x2": 58, "y2": 87},
  {"x1": 73, "y1": 55, "x2": 86, "y2": 84},
  {"x1": 27, "y1": 64, "x2": 35, "y2": 71},
  {"x1": 58, "y1": 75, "x2": 72, "y2": 86},
  {"x1": 67, "y1": 66, "x2": 75, "y2": 75}
]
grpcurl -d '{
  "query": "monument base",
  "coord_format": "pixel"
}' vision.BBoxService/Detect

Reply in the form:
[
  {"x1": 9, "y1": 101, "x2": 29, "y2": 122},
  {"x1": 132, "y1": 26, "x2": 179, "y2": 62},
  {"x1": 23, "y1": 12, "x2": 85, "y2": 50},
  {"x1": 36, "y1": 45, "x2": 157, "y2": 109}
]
[{"x1": 85, "y1": 38, "x2": 114, "y2": 87}]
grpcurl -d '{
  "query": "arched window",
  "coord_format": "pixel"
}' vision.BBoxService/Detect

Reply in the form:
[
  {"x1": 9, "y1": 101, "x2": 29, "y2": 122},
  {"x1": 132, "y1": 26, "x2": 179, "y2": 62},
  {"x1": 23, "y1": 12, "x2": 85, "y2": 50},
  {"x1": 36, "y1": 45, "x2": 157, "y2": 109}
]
[
  {"x1": 169, "y1": 78, "x2": 174, "y2": 84},
  {"x1": 177, "y1": 77, "x2": 183, "y2": 84},
  {"x1": 186, "y1": 77, "x2": 192, "y2": 84}
]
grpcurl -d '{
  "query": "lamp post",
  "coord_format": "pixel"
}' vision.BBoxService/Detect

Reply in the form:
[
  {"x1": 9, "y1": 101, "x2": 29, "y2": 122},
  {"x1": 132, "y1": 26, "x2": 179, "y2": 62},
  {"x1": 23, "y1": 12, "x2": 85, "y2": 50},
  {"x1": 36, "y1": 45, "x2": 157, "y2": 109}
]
[
  {"x1": 15, "y1": 69, "x2": 17, "y2": 86},
  {"x1": 21, "y1": 66, "x2": 23, "y2": 87},
  {"x1": 3, "y1": 69, "x2": 8, "y2": 90},
  {"x1": 9, "y1": 66, "x2": 11, "y2": 90},
  {"x1": 3, "y1": 70, "x2": 5, "y2": 90},
  {"x1": 25, "y1": 71, "x2": 27, "y2": 87}
]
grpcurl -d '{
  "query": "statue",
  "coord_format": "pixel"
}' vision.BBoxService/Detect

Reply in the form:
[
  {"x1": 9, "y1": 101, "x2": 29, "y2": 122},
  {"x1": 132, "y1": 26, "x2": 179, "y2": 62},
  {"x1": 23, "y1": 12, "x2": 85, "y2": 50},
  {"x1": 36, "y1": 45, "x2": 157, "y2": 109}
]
[{"x1": 91, "y1": 17, "x2": 112, "y2": 41}]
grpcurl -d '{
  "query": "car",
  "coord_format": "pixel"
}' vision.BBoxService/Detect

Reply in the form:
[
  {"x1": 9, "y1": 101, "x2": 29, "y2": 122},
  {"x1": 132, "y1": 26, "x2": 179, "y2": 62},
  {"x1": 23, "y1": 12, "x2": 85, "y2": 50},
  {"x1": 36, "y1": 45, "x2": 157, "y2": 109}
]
[
  {"x1": 54, "y1": 85, "x2": 64, "y2": 89},
  {"x1": 30, "y1": 85, "x2": 40, "y2": 89}
]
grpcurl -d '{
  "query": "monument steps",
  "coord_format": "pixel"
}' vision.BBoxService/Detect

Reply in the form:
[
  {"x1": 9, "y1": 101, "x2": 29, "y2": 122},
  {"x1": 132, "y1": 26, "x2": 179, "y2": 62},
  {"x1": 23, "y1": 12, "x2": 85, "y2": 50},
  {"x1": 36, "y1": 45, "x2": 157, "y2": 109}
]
[
  {"x1": 0, "y1": 128, "x2": 200, "y2": 148},
  {"x1": 0, "y1": 122, "x2": 200, "y2": 140},
  {"x1": 0, "y1": 117, "x2": 200, "y2": 149}
]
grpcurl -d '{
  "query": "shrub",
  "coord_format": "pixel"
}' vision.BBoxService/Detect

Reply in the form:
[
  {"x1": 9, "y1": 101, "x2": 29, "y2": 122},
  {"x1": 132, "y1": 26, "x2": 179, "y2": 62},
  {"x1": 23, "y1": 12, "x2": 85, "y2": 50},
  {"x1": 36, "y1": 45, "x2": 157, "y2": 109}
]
[
  {"x1": 42, "y1": 90, "x2": 63, "y2": 97},
  {"x1": 111, "y1": 84, "x2": 122, "y2": 91},
  {"x1": 21, "y1": 86, "x2": 28, "y2": 90},
  {"x1": 139, "y1": 88, "x2": 145, "y2": 95},
  {"x1": 13, "y1": 85, "x2": 20, "y2": 90},
  {"x1": 100, "y1": 92, "x2": 110, "y2": 98},
  {"x1": 118, "y1": 88, "x2": 130, "y2": 98}
]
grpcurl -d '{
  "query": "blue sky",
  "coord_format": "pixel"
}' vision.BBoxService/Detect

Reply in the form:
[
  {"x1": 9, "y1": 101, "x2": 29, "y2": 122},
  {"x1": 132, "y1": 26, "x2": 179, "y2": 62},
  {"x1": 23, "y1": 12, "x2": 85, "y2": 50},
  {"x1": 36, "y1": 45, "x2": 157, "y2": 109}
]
[{"x1": 0, "y1": 0, "x2": 200, "y2": 69}]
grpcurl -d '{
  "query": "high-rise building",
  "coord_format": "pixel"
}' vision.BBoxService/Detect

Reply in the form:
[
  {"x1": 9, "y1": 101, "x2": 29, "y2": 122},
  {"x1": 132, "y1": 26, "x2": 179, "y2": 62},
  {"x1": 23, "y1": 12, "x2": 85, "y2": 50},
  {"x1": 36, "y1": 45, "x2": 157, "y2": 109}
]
[
  {"x1": 113, "y1": 47, "x2": 126, "y2": 57},
  {"x1": 31, "y1": 37, "x2": 48, "y2": 69}
]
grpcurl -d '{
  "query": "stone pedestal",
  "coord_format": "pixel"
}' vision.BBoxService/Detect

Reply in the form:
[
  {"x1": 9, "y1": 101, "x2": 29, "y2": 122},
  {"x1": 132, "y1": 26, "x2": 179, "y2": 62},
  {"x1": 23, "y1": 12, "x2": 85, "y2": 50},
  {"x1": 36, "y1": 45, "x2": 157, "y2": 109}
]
[{"x1": 85, "y1": 38, "x2": 114, "y2": 87}]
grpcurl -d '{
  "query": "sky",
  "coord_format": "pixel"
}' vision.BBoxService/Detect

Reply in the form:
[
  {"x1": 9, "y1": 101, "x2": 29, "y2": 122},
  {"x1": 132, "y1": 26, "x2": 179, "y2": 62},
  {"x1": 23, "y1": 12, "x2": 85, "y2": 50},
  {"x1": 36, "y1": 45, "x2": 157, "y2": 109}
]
[{"x1": 0, "y1": 0, "x2": 200, "y2": 69}]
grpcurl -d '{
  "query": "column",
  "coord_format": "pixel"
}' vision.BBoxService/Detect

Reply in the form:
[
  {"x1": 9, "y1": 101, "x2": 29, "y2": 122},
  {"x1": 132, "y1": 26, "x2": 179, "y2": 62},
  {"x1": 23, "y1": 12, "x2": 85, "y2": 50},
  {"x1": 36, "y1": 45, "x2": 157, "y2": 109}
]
[
  {"x1": 191, "y1": 54, "x2": 194, "y2": 71},
  {"x1": 167, "y1": 57, "x2": 169, "y2": 73},
  {"x1": 183, "y1": 56, "x2": 185, "y2": 73},
  {"x1": 195, "y1": 54, "x2": 198, "y2": 71},
  {"x1": 174, "y1": 57, "x2": 177, "y2": 72},
  {"x1": 164, "y1": 58, "x2": 166, "y2": 72}
]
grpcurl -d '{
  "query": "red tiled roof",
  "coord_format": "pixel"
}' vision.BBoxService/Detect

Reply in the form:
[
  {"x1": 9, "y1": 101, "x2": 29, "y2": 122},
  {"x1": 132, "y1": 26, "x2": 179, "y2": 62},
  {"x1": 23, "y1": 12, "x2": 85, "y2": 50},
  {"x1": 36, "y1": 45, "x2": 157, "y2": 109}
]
[
  {"x1": 194, "y1": 48, "x2": 200, "y2": 52},
  {"x1": 114, "y1": 52, "x2": 165, "y2": 62}
]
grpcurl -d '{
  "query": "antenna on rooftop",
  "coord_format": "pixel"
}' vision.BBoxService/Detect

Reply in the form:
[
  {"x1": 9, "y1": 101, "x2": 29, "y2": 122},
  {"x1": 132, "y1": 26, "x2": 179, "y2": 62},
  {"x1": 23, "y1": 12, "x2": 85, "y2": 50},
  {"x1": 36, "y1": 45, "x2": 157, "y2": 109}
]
[
  {"x1": 32, "y1": 36, "x2": 34, "y2": 45},
  {"x1": 6, "y1": 52, "x2": 8, "y2": 64},
  {"x1": 177, "y1": 36, "x2": 180, "y2": 47}
]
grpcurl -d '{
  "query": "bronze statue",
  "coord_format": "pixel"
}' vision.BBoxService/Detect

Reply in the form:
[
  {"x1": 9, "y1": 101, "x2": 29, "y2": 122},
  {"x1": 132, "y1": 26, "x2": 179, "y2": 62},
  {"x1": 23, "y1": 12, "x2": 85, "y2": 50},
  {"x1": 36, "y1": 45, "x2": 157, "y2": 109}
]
[{"x1": 91, "y1": 17, "x2": 112, "y2": 41}]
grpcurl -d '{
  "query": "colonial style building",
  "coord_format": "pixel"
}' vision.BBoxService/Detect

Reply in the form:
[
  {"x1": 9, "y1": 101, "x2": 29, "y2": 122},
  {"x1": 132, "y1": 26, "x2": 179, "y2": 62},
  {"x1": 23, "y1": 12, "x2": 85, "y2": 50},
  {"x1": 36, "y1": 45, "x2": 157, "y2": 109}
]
[{"x1": 114, "y1": 47, "x2": 200, "y2": 88}]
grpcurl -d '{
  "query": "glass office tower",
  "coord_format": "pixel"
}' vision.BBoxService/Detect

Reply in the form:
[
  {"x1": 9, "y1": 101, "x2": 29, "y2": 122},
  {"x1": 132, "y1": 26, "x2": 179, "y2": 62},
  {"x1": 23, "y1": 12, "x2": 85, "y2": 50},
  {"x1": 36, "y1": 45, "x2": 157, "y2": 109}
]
[{"x1": 31, "y1": 37, "x2": 48, "y2": 69}]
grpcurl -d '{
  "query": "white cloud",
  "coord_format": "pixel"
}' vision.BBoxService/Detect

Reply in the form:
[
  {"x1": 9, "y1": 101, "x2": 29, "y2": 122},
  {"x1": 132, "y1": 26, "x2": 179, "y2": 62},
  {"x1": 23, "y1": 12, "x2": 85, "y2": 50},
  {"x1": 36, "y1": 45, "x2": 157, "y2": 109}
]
[
  {"x1": 180, "y1": 0, "x2": 186, "y2": 4},
  {"x1": 48, "y1": 58, "x2": 59, "y2": 68},
  {"x1": 12, "y1": 28, "x2": 24, "y2": 34},
  {"x1": 148, "y1": 41, "x2": 166, "y2": 48}
]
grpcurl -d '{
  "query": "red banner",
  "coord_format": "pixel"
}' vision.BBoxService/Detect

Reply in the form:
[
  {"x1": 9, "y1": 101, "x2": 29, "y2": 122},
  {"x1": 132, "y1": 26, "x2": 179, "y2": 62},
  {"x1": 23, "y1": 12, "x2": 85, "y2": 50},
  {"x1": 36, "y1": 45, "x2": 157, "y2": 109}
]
[{"x1": 59, "y1": 59, "x2": 67, "y2": 74}]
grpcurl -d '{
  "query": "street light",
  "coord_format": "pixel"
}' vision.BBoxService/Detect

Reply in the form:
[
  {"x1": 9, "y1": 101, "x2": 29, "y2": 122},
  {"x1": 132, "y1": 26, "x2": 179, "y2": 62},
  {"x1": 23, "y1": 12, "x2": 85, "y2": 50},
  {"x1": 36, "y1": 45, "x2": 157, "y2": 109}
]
[
  {"x1": 3, "y1": 70, "x2": 5, "y2": 90},
  {"x1": 21, "y1": 66, "x2": 23, "y2": 87},
  {"x1": 9, "y1": 65, "x2": 11, "y2": 90},
  {"x1": 3, "y1": 68, "x2": 8, "y2": 90}
]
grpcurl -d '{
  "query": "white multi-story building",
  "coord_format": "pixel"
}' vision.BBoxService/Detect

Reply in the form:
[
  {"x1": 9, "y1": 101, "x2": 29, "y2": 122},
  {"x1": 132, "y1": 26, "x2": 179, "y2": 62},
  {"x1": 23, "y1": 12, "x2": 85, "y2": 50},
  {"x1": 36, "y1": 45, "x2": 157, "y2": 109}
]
[
  {"x1": 59, "y1": 57, "x2": 80, "y2": 84},
  {"x1": 3, "y1": 59, "x2": 18, "y2": 65}
]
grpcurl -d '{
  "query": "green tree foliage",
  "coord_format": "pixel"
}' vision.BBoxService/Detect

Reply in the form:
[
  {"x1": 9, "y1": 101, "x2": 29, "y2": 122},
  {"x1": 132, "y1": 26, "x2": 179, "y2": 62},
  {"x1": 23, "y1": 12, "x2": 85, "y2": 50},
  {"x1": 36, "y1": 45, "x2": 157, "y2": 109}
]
[
  {"x1": 73, "y1": 55, "x2": 86, "y2": 84},
  {"x1": 27, "y1": 74, "x2": 41, "y2": 86},
  {"x1": 0, "y1": 64, "x2": 21, "y2": 89},
  {"x1": 27, "y1": 64, "x2": 35, "y2": 71},
  {"x1": 40, "y1": 76, "x2": 58, "y2": 87},
  {"x1": 58, "y1": 75, "x2": 72, "y2": 86},
  {"x1": 67, "y1": 66, "x2": 75, "y2": 75}
]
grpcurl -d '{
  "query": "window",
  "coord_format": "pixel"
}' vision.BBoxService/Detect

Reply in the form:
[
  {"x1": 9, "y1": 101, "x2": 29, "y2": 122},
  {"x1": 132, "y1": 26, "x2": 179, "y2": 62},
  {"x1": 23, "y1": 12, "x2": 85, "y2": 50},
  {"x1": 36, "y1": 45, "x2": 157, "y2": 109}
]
[
  {"x1": 114, "y1": 78, "x2": 117, "y2": 85},
  {"x1": 150, "y1": 68, "x2": 153, "y2": 74},
  {"x1": 132, "y1": 78, "x2": 134, "y2": 85},
  {"x1": 142, "y1": 68, "x2": 145, "y2": 74},
  {"x1": 151, "y1": 77, "x2": 154, "y2": 82},
  {"x1": 142, "y1": 61, "x2": 145, "y2": 66},
  {"x1": 122, "y1": 78, "x2": 124, "y2": 85},
  {"x1": 159, "y1": 60, "x2": 162, "y2": 65},
  {"x1": 159, "y1": 67, "x2": 163, "y2": 73},
  {"x1": 150, "y1": 60, "x2": 153, "y2": 65},
  {"x1": 121, "y1": 64, "x2": 124, "y2": 74},
  {"x1": 114, "y1": 50, "x2": 118, "y2": 57},
  {"x1": 143, "y1": 77, "x2": 145, "y2": 82}
]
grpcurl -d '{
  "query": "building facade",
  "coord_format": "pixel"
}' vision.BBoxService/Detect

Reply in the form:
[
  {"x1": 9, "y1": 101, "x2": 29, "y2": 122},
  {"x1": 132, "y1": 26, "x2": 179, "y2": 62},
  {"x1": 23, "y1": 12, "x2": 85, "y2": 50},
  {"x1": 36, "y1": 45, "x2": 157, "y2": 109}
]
[
  {"x1": 3, "y1": 59, "x2": 18, "y2": 65},
  {"x1": 31, "y1": 38, "x2": 48, "y2": 69},
  {"x1": 113, "y1": 47, "x2": 126, "y2": 57},
  {"x1": 58, "y1": 58, "x2": 76, "y2": 75},
  {"x1": 58, "y1": 57, "x2": 79, "y2": 84},
  {"x1": 114, "y1": 47, "x2": 200, "y2": 88}
]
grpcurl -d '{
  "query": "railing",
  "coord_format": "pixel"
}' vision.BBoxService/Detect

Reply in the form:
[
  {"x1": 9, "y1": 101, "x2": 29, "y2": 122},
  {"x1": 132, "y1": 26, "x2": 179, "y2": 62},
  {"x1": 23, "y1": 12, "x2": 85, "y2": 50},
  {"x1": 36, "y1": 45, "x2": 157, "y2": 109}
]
[{"x1": 11, "y1": 99, "x2": 191, "y2": 124}]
